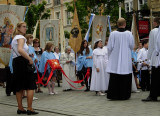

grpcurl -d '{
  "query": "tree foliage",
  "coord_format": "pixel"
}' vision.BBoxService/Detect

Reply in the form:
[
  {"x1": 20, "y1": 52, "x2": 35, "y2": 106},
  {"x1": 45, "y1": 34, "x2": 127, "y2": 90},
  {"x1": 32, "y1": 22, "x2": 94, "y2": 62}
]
[
  {"x1": 14, "y1": 0, "x2": 33, "y2": 6},
  {"x1": 15, "y1": 0, "x2": 51, "y2": 38}
]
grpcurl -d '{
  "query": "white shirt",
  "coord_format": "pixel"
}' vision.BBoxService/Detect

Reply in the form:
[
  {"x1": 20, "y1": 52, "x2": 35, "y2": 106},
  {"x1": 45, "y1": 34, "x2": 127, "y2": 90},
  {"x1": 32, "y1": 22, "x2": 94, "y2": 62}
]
[
  {"x1": 156, "y1": 26, "x2": 160, "y2": 66},
  {"x1": 11, "y1": 35, "x2": 29, "y2": 59},
  {"x1": 106, "y1": 30, "x2": 134, "y2": 74},
  {"x1": 137, "y1": 48, "x2": 149, "y2": 70},
  {"x1": 147, "y1": 27, "x2": 159, "y2": 67},
  {"x1": 53, "y1": 52, "x2": 60, "y2": 60}
]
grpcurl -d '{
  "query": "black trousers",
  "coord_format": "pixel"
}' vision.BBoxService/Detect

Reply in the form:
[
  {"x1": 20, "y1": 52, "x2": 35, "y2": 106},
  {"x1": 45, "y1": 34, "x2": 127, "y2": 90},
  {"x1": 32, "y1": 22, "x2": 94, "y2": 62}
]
[
  {"x1": 5, "y1": 67, "x2": 16, "y2": 95},
  {"x1": 107, "y1": 73, "x2": 132, "y2": 100},
  {"x1": 149, "y1": 66, "x2": 160, "y2": 98},
  {"x1": 77, "y1": 67, "x2": 92, "y2": 89},
  {"x1": 141, "y1": 70, "x2": 150, "y2": 91}
]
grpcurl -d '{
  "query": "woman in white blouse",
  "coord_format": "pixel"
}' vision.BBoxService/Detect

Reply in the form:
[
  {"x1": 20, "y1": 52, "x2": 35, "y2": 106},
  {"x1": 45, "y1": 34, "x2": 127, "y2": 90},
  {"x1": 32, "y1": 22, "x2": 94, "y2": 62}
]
[{"x1": 12, "y1": 22, "x2": 38, "y2": 115}]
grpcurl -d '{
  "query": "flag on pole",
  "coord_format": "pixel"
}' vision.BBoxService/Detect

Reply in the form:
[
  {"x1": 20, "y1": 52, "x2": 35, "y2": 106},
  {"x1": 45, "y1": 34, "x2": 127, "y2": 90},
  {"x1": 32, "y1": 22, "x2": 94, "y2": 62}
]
[
  {"x1": 60, "y1": 19, "x2": 65, "y2": 53},
  {"x1": 23, "y1": 7, "x2": 29, "y2": 21},
  {"x1": 84, "y1": 13, "x2": 95, "y2": 42},
  {"x1": 131, "y1": 13, "x2": 139, "y2": 47},
  {"x1": 108, "y1": 15, "x2": 112, "y2": 33},
  {"x1": 69, "y1": 7, "x2": 82, "y2": 53}
]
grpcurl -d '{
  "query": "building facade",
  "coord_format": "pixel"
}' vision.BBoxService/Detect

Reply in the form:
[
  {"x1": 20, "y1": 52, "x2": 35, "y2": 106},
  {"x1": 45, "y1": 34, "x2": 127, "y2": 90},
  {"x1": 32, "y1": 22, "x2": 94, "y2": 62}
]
[
  {"x1": 0, "y1": 0, "x2": 15, "y2": 5},
  {"x1": 124, "y1": 0, "x2": 148, "y2": 12},
  {"x1": 53, "y1": 0, "x2": 72, "y2": 32},
  {"x1": 43, "y1": 0, "x2": 72, "y2": 32},
  {"x1": 148, "y1": 0, "x2": 160, "y2": 16}
]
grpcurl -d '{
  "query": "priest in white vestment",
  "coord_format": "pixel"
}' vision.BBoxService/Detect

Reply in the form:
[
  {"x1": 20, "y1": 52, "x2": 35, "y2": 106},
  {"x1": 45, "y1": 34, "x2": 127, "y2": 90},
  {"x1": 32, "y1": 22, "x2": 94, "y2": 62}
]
[
  {"x1": 142, "y1": 17, "x2": 160, "y2": 102},
  {"x1": 106, "y1": 18, "x2": 134, "y2": 100},
  {"x1": 60, "y1": 46, "x2": 76, "y2": 91}
]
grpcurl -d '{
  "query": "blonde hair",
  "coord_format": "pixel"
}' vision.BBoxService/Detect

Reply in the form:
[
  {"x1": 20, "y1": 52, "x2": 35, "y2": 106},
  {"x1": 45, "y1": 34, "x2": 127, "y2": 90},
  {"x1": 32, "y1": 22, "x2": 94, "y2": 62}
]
[
  {"x1": 117, "y1": 18, "x2": 126, "y2": 27},
  {"x1": 25, "y1": 34, "x2": 33, "y2": 44},
  {"x1": 13, "y1": 21, "x2": 26, "y2": 37}
]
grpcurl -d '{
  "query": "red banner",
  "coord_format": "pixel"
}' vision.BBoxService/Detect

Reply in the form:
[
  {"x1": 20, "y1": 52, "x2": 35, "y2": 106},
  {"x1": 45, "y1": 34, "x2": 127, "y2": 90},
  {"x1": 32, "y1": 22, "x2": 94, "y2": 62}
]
[
  {"x1": 139, "y1": 21, "x2": 149, "y2": 34},
  {"x1": 35, "y1": 59, "x2": 90, "y2": 89}
]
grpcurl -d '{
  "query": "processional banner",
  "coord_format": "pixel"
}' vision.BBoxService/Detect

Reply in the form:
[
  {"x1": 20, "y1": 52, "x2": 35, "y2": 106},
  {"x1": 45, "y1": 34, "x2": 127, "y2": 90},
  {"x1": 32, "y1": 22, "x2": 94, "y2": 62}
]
[
  {"x1": 40, "y1": 19, "x2": 59, "y2": 49},
  {"x1": 92, "y1": 15, "x2": 107, "y2": 47},
  {"x1": 0, "y1": 5, "x2": 26, "y2": 66},
  {"x1": 69, "y1": 7, "x2": 82, "y2": 53}
]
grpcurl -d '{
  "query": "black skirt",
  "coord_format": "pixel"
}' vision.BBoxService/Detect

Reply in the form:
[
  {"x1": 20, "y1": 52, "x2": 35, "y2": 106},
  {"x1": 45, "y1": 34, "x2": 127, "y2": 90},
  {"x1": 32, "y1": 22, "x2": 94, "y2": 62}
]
[
  {"x1": 13, "y1": 56, "x2": 36, "y2": 92},
  {"x1": 107, "y1": 73, "x2": 132, "y2": 100}
]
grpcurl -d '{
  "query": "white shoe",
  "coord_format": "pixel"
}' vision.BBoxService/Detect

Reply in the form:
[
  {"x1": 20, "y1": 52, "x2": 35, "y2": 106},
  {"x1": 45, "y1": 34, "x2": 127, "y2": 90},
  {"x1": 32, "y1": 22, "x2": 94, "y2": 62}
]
[
  {"x1": 97, "y1": 92, "x2": 105, "y2": 96},
  {"x1": 53, "y1": 91, "x2": 58, "y2": 95},
  {"x1": 49, "y1": 92, "x2": 54, "y2": 95},
  {"x1": 132, "y1": 90, "x2": 140, "y2": 93},
  {"x1": 33, "y1": 97, "x2": 38, "y2": 100}
]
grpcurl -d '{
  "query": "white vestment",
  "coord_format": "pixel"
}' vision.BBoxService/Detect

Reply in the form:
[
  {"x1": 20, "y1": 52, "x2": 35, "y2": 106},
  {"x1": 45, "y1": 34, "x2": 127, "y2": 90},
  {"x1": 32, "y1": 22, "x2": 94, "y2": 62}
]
[
  {"x1": 90, "y1": 48, "x2": 109, "y2": 91},
  {"x1": 106, "y1": 31, "x2": 134, "y2": 74},
  {"x1": 60, "y1": 53, "x2": 76, "y2": 90},
  {"x1": 147, "y1": 27, "x2": 159, "y2": 67}
]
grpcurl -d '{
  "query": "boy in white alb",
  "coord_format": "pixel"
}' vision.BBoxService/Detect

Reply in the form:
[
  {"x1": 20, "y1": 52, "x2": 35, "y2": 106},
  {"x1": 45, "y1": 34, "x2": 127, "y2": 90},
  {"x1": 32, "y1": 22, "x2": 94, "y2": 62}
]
[{"x1": 137, "y1": 40, "x2": 150, "y2": 91}]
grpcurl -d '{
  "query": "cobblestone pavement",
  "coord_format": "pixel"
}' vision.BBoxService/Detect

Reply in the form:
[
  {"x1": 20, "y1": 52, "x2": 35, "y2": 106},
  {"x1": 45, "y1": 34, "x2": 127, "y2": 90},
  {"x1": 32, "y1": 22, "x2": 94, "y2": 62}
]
[{"x1": 0, "y1": 84, "x2": 160, "y2": 116}]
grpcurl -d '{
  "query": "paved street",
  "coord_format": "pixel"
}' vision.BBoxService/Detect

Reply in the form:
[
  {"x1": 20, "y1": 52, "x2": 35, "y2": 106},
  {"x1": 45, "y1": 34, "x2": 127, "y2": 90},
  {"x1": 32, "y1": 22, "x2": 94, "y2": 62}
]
[{"x1": 0, "y1": 84, "x2": 160, "y2": 116}]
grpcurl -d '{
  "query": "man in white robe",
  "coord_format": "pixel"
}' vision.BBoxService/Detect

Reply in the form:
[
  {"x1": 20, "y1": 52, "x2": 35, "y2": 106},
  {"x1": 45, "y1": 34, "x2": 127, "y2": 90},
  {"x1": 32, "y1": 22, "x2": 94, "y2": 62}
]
[
  {"x1": 60, "y1": 46, "x2": 76, "y2": 91},
  {"x1": 142, "y1": 17, "x2": 160, "y2": 102},
  {"x1": 106, "y1": 18, "x2": 134, "y2": 100}
]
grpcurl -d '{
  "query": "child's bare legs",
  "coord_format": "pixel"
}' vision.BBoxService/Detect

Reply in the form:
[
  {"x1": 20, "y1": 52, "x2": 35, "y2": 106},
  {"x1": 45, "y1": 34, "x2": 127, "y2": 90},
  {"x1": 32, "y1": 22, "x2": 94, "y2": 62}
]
[
  {"x1": 51, "y1": 77, "x2": 57, "y2": 94},
  {"x1": 47, "y1": 81, "x2": 53, "y2": 94}
]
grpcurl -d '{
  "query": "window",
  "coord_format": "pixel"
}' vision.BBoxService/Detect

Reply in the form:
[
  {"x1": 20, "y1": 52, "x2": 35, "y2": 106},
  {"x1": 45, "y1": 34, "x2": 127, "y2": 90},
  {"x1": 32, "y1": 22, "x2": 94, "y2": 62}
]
[
  {"x1": 54, "y1": 0, "x2": 61, "y2": 6},
  {"x1": 144, "y1": 0, "x2": 147, "y2": 4},
  {"x1": 125, "y1": 3, "x2": 129, "y2": 12},
  {"x1": 56, "y1": 12, "x2": 60, "y2": 19},
  {"x1": 139, "y1": 0, "x2": 143, "y2": 9},
  {"x1": 66, "y1": 11, "x2": 71, "y2": 25},
  {"x1": 36, "y1": 0, "x2": 42, "y2": 5},
  {"x1": 48, "y1": 0, "x2": 50, "y2": 4},
  {"x1": 130, "y1": 1, "x2": 133, "y2": 12}
]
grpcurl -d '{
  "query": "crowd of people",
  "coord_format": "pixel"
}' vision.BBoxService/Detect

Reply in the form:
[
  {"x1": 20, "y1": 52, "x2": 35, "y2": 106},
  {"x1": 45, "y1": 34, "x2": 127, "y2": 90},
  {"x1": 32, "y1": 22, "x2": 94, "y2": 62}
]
[{"x1": 1, "y1": 17, "x2": 160, "y2": 115}]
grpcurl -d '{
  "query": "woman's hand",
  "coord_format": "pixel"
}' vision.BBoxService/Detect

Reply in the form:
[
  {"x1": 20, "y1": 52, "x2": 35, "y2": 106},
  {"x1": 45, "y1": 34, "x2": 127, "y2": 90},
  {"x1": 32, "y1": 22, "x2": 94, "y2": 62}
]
[
  {"x1": 96, "y1": 68, "x2": 99, "y2": 72},
  {"x1": 29, "y1": 58, "x2": 33, "y2": 65},
  {"x1": 34, "y1": 59, "x2": 38, "y2": 63},
  {"x1": 86, "y1": 56, "x2": 92, "y2": 59},
  {"x1": 66, "y1": 61, "x2": 71, "y2": 63},
  {"x1": 29, "y1": 53, "x2": 34, "y2": 57}
]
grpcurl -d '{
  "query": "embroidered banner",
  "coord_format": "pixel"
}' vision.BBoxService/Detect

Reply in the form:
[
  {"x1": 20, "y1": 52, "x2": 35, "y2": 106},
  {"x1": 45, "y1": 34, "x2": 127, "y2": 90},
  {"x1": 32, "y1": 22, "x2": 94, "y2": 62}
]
[
  {"x1": 40, "y1": 19, "x2": 59, "y2": 49},
  {"x1": 0, "y1": 5, "x2": 26, "y2": 66},
  {"x1": 92, "y1": 15, "x2": 107, "y2": 47},
  {"x1": 69, "y1": 7, "x2": 82, "y2": 53}
]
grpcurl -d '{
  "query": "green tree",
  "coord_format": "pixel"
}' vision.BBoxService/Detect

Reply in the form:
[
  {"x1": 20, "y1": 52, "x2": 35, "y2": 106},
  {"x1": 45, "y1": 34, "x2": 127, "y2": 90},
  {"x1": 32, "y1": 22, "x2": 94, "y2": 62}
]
[
  {"x1": 15, "y1": 0, "x2": 51, "y2": 38},
  {"x1": 14, "y1": 0, "x2": 33, "y2": 6}
]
